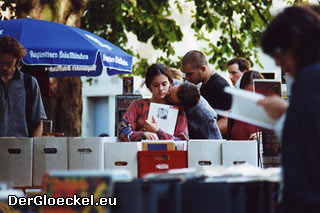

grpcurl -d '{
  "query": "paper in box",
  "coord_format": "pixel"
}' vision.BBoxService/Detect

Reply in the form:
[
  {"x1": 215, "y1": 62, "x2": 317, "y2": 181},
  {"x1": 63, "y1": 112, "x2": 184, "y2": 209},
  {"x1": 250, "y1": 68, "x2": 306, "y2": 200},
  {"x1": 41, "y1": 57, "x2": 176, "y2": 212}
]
[
  {"x1": 174, "y1": 141, "x2": 187, "y2": 151},
  {"x1": 188, "y1": 139, "x2": 224, "y2": 168},
  {"x1": 142, "y1": 141, "x2": 175, "y2": 151},
  {"x1": 104, "y1": 142, "x2": 141, "y2": 178},
  {"x1": 68, "y1": 137, "x2": 104, "y2": 170},
  {"x1": 33, "y1": 137, "x2": 68, "y2": 186},
  {"x1": 222, "y1": 140, "x2": 258, "y2": 167},
  {"x1": 0, "y1": 137, "x2": 33, "y2": 187}
]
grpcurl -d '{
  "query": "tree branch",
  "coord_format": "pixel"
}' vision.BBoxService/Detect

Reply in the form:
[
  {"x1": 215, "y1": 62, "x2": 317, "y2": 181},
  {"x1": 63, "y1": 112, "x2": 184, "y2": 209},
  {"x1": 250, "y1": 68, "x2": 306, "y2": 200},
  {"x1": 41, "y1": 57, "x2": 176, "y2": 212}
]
[
  {"x1": 251, "y1": 2, "x2": 268, "y2": 24},
  {"x1": 227, "y1": 16, "x2": 240, "y2": 56}
]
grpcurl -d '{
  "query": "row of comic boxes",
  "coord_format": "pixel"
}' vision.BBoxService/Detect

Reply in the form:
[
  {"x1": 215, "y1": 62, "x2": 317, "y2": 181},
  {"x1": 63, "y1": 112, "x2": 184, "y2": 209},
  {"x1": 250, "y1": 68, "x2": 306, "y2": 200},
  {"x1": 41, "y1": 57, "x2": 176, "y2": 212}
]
[{"x1": 0, "y1": 137, "x2": 258, "y2": 187}]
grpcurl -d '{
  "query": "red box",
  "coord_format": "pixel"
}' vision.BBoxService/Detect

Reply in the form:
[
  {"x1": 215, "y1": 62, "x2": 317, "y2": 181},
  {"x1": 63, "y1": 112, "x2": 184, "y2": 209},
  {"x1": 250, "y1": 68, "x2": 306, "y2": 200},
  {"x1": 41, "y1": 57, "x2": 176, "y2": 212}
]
[{"x1": 137, "y1": 151, "x2": 188, "y2": 178}]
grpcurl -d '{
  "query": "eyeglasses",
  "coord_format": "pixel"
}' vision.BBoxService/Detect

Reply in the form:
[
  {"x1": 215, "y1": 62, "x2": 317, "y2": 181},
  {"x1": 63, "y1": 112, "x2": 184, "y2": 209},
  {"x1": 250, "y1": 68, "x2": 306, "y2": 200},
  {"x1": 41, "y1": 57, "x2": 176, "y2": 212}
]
[{"x1": 0, "y1": 61, "x2": 15, "y2": 66}]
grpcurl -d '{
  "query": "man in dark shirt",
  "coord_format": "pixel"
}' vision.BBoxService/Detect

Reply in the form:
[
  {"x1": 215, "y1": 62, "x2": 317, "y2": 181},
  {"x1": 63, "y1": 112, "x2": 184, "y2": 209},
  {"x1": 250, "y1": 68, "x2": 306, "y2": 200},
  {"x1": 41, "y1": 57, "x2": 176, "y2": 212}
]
[{"x1": 181, "y1": 50, "x2": 231, "y2": 135}]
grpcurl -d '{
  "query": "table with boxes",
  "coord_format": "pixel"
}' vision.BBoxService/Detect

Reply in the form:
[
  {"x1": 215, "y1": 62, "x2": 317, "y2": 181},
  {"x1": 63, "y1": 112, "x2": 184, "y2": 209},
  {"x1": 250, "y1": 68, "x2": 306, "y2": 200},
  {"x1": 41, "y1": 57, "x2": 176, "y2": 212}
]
[
  {"x1": 0, "y1": 137, "x2": 277, "y2": 213},
  {"x1": 0, "y1": 137, "x2": 259, "y2": 187}
]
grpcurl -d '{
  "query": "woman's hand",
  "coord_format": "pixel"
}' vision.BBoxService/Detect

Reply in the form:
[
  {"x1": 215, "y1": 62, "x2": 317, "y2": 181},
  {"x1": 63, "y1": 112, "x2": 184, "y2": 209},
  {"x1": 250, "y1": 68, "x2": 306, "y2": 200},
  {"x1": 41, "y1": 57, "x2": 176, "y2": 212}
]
[
  {"x1": 143, "y1": 116, "x2": 159, "y2": 133},
  {"x1": 257, "y1": 95, "x2": 288, "y2": 119},
  {"x1": 144, "y1": 132, "x2": 159, "y2": 140}
]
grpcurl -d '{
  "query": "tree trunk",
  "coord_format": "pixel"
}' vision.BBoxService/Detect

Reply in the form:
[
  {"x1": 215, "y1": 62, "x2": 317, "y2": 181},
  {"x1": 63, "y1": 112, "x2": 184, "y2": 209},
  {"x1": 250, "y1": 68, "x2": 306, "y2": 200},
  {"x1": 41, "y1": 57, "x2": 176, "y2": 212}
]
[{"x1": 16, "y1": 0, "x2": 88, "y2": 136}]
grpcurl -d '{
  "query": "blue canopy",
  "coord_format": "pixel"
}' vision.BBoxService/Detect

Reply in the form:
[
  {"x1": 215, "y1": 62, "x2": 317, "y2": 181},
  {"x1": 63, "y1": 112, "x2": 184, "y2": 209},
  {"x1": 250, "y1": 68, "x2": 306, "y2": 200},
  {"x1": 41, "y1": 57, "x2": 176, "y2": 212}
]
[{"x1": 0, "y1": 18, "x2": 133, "y2": 77}]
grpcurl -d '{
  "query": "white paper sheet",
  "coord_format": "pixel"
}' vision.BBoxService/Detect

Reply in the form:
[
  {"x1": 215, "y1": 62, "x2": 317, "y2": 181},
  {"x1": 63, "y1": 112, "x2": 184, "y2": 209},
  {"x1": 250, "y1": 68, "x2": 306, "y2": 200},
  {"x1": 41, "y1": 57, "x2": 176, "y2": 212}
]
[
  {"x1": 148, "y1": 103, "x2": 179, "y2": 135},
  {"x1": 215, "y1": 87, "x2": 277, "y2": 129}
]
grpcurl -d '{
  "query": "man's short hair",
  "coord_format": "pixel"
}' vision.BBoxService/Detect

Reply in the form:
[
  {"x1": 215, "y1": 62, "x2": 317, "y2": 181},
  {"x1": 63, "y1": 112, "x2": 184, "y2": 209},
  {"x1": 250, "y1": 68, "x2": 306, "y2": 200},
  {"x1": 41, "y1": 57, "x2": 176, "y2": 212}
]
[
  {"x1": 0, "y1": 35, "x2": 26, "y2": 61},
  {"x1": 177, "y1": 83, "x2": 200, "y2": 108},
  {"x1": 227, "y1": 57, "x2": 250, "y2": 72},
  {"x1": 181, "y1": 50, "x2": 208, "y2": 69}
]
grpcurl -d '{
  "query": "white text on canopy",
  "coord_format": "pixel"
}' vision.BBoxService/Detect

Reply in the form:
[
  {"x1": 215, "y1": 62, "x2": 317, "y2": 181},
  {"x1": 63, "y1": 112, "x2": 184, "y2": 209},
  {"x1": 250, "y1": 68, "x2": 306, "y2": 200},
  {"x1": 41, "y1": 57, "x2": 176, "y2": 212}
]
[
  {"x1": 45, "y1": 65, "x2": 97, "y2": 72},
  {"x1": 103, "y1": 54, "x2": 128, "y2": 66},
  {"x1": 29, "y1": 50, "x2": 89, "y2": 60}
]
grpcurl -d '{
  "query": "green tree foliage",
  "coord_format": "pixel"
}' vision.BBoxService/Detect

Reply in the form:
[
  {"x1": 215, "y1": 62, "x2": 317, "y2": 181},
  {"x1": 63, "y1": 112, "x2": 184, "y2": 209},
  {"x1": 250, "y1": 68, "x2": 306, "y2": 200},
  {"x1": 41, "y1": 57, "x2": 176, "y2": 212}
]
[
  {"x1": 3, "y1": 0, "x2": 320, "y2": 75},
  {"x1": 0, "y1": 1, "x2": 16, "y2": 19},
  {"x1": 80, "y1": 0, "x2": 280, "y2": 74},
  {"x1": 81, "y1": 0, "x2": 183, "y2": 77},
  {"x1": 193, "y1": 0, "x2": 319, "y2": 70},
  {"x1": 189, "y1": 0, "x2": 273, "y2": 70}
]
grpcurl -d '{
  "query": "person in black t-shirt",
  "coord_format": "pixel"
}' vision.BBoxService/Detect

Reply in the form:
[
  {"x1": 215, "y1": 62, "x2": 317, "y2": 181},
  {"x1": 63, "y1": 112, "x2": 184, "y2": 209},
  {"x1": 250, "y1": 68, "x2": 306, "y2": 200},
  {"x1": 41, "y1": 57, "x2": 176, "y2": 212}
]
[{"x1": 181, "y1": 50, "x2": 231, "y2": 136}]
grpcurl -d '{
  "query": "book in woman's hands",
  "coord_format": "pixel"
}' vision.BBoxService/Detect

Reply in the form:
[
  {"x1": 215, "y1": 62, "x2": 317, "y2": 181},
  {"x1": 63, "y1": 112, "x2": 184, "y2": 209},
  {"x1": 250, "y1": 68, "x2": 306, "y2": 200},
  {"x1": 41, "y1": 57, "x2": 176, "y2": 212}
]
[{"x1": 148, "y1": 103, "x2": 179, "y2": 135}]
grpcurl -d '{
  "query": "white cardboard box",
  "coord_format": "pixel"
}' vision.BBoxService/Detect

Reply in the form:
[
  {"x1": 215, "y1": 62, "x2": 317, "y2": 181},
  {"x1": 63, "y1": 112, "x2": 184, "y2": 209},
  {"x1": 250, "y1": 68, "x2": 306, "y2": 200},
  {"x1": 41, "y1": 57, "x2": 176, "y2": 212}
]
[
  {"x1": 68, "y1": 137, "x2": 104, "y2": 170},
  {"x1": 33, "y1": 137, "x2": 68, "y2": 186},
  {"x1": 0, "y1": 137, "x2": 33, "y2": 187},
  {"x1": 104, "y1": 142, "x2": 141, "y2": 178},
  {"x1": 222, "y1": 140, "x2": 258, "y2": 167},
  {"x1": 188, "y1": 139, "x2": 224, "y2": 168}
]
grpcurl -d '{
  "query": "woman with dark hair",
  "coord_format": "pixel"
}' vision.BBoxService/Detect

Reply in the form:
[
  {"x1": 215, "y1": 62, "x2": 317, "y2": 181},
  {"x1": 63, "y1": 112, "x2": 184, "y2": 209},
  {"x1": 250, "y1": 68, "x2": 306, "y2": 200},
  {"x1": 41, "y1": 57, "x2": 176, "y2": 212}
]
[
  {"x1": 258, "y1": 5, "x2": 320, "y2": 212},
  {"x1": 239, "y1": 70, "x2": 264, "y2": 91},
  {"x1": 227, "y1": 70, "x2": 264, "y2": 140},
  {"x1": 118, "y1": 63, "x2": 188, "y2": 142}
]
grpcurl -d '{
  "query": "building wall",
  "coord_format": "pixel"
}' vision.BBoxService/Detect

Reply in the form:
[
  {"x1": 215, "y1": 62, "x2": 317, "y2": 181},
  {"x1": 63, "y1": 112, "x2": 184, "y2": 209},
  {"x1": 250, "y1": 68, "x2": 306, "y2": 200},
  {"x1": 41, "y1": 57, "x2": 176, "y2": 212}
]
[
  {"x1": 81, "y1": 74, "x2": 121, "y2": 137},
  {"x1": 81, "y1": 73, "x2": 148, "y2": 137}
]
